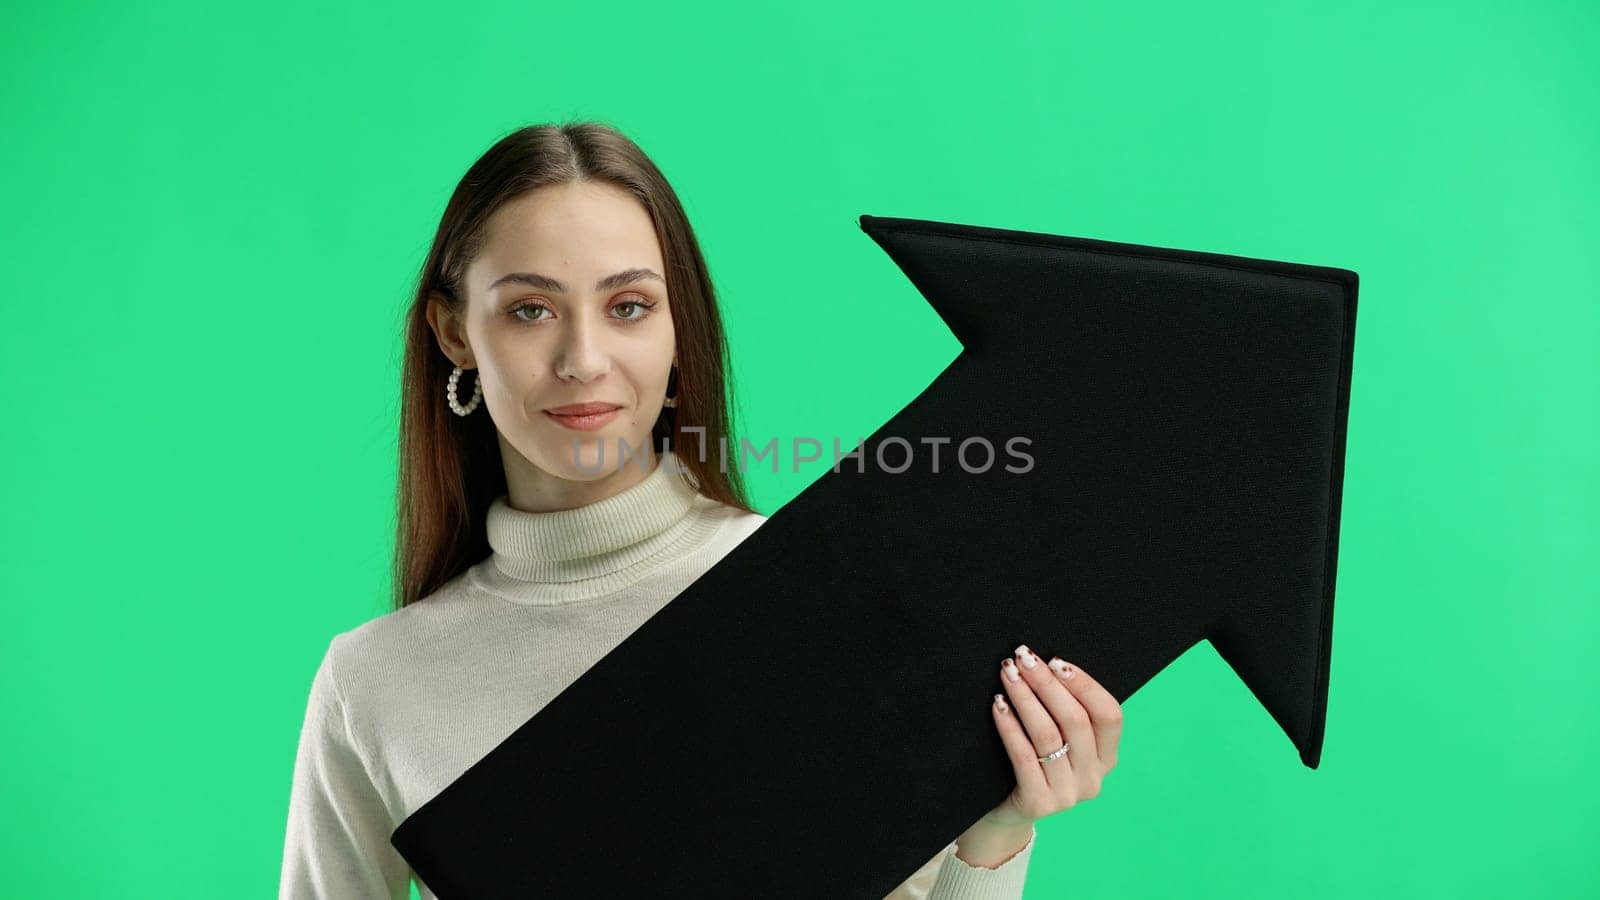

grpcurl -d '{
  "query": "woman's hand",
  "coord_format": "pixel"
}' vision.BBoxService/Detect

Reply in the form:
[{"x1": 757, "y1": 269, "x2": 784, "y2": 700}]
[{"x1": 980, "y1": 642, "x2": 1124, "y2": 830}]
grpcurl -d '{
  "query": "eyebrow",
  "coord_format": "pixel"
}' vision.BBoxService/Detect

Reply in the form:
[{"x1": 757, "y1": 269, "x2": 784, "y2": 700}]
[{"x1": 486, "y1": 267, "x2": 665, "y2": 294}]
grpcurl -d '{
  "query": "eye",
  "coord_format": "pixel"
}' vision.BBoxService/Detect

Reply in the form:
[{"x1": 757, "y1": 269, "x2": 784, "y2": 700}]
[
  {"x1": 510, "y1": 303, "x2": 551, "y2": 323},
  {"x1": 613, "y1": 297, "x2": 657, "y2": 321}
]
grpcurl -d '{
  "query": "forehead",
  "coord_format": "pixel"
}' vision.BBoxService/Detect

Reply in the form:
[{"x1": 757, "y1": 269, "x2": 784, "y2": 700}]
[{"x1": 471, "y1": 181, "x2": 665, "y2": 288}]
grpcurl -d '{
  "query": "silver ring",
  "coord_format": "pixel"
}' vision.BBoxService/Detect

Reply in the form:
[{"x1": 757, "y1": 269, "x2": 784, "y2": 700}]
[{"x1": 1037, "y1": 741, "x2": 1071, "y2": 762}]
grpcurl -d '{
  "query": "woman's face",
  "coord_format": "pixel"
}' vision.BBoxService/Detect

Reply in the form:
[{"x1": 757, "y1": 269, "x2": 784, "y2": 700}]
[{"x1": 455, "y1": 180, "x2": 677, "y2": 484}]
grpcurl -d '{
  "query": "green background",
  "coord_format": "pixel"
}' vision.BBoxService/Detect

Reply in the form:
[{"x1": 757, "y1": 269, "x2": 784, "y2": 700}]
[{"x1": 3, "y1": 0, "x2": 1596, "y2": 896}]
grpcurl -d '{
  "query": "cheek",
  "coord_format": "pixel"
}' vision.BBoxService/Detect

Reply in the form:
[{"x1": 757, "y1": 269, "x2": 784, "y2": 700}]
[
  {"x1": 479, "y1": 343, "x2": 551, "y2": 388},
  {"x1": 475, "y1": 360, "x2": 544, "y2": 417}
]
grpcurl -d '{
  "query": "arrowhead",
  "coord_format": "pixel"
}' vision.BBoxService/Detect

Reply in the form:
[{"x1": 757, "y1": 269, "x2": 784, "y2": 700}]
[{"x1": 859, "y1": 213, "x2": 1356, "y2": 770}]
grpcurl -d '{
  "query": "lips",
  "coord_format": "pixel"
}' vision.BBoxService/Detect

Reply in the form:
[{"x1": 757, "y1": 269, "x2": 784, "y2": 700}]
[
  {"x1": 545, "y1": 401, "x2": 622, "y2": 416},
  {"x1": 543, "y1": 401, "x2": 623, "y2": 432}
]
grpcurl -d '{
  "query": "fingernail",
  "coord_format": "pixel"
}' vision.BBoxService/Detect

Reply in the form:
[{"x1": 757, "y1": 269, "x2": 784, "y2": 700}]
[
  {"x1": 994, "y1": 693, "x2": 1009, "y2": 713},
  {"x1": 1049, "y1": 657, "x2": 1075, "y2": 679},
  {"x1": 1001, "y1": 658, "x2": 1021, "y2": 682},
  {"x1": 1015, "y1": 644, "x2": 1039, "y2": 670}
]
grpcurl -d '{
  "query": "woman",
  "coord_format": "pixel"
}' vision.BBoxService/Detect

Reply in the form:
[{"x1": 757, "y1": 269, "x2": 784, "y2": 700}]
[{"x1": 279, "y1": 121, "x2": 1123, "y2": 899}]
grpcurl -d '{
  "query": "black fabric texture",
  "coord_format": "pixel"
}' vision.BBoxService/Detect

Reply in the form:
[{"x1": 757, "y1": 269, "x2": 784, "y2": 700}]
[{"x1": 389, "y1": 214, "x2": 1360, "y2": 897}]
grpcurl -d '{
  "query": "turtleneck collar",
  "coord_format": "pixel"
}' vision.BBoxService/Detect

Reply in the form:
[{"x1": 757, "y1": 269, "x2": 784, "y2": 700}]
[{"x1": 474, "y1": 451, "x2": 720, "y2": 603}]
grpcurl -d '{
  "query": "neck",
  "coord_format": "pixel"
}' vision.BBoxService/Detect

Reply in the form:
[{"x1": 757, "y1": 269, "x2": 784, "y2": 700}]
[
  {"x1": 477, "y1": 448, "x2": 713, "y2": 595},
  {"x1": 500, "y1": 437, "x2": 662, "y2": 513}
]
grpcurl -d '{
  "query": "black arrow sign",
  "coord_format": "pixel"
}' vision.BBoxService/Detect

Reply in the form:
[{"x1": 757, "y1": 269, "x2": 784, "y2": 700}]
[{"x1": 390, "y1": 214, "x2": 1358, "y2": 897}]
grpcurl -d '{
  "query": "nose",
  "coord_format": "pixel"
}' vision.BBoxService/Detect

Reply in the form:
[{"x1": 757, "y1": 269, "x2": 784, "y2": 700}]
[{"x1": 553, "y1": 314, "x2": 611, "y2": 383}]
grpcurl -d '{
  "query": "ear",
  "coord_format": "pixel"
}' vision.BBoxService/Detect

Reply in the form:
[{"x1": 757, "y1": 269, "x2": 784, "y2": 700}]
[{"x1": 425, "y1": 292, "x2": 474, "y2": 368}]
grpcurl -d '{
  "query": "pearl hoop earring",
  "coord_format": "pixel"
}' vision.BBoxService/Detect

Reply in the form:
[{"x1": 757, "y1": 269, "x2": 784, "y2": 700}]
[{"x1": 447, "y1": 364, "x2": 482, "y2": 416}]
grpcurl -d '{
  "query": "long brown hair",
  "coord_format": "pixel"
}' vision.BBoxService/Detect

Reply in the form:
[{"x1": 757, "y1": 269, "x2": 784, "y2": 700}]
[{"x1": 392, "y1": 121, "x2": 758, "y2": 611}]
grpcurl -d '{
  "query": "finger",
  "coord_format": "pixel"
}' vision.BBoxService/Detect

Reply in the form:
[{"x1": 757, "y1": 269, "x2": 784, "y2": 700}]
[
  {"x1": 1048, "y1": 658, "x2": 1124, "y2": 769},
  {"x1": 1012, "y1": 644, "x2": 1100, "y2": 778},
  {"x1": 999, "y1": 655, "x2": 1064, "y2": 759},
  {"x1": 991, "y1": 691, "x2": 1050, "y2": 800}
]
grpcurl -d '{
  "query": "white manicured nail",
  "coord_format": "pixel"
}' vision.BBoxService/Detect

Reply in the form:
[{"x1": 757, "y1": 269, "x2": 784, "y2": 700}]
[{"x1": 1015, "y1": 644, "x2": 1039, "y2": 669}]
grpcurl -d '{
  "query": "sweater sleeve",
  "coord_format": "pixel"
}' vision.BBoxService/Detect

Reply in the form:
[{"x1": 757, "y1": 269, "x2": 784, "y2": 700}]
[
  {"x1": 882, "y1": 825, "x2": 1035, "y2": 900},
  {"x1": 279, "y1": 638, "x2": 413, "y2": 900}
]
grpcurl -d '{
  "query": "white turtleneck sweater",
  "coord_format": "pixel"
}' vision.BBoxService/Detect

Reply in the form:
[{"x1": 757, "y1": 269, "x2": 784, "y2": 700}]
[{"x1": 279, "y1": 452, "x2": 1034, "y2": 899}]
